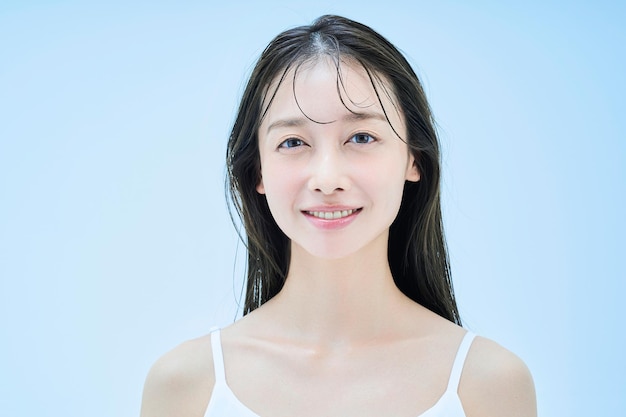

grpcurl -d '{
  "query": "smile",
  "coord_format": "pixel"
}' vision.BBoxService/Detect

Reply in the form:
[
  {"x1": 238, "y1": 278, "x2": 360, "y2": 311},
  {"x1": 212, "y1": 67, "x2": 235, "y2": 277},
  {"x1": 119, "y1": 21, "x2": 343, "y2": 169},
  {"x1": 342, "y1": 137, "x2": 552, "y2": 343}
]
[{"x1": 304, "y1": 208, "x2": 361, "y2": 220}]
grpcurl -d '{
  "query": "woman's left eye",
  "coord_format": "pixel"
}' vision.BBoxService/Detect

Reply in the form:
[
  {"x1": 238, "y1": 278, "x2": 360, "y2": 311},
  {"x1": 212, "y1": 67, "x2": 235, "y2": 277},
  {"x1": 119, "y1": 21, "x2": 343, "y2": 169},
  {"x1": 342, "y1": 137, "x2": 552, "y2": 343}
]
[{"x1": 349, "y1": 133, "x2": 376, "y2": 144}]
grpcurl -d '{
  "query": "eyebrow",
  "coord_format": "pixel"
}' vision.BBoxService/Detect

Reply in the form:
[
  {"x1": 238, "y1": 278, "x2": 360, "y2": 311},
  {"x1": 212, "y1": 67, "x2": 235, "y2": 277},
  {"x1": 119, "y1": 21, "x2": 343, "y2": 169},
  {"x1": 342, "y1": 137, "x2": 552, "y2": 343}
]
[{"x1": 265, "y1": 111, "x2": 388, "y2": 134}]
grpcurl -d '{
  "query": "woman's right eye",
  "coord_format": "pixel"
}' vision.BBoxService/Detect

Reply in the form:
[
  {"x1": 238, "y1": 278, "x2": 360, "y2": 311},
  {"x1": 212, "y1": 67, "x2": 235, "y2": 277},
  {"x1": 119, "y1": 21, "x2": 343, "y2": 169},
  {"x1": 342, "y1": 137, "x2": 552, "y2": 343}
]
[{"x1": 278, "y1": 138, "x2": 305, "y2": 149}]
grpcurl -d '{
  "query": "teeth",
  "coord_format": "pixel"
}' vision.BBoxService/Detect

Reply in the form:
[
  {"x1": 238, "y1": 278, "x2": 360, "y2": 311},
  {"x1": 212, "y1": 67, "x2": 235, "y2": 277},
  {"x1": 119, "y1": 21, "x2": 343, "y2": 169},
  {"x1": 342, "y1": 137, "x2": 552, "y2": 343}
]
[{"x1": 308, "y1": 209, "x2": 355, "y2": 219}]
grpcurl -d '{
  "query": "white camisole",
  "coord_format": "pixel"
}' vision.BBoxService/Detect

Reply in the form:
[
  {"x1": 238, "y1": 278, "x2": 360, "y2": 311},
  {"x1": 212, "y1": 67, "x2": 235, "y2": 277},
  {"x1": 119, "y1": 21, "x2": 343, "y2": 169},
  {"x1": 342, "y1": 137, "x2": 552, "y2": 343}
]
[{"x1": 204, "y1": 329, "x2": 475, "y2": 417}]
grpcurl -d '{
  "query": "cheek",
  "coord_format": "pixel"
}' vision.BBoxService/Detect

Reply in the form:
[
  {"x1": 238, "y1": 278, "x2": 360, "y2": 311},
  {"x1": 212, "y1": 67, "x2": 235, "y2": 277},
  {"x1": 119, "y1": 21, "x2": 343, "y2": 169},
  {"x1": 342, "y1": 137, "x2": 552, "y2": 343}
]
[
  {"x1": 259, "y1": 163, "x2": 301, "y2": 207},
  {"x1": 366, "y1": 162, "x2": 409, "y2": 215},
  {"x1": 382, "y1": 178, "x2": 407, "y2": 214},
  {"x1": 260, "y1": 165, "x2": 306, "y2": 238}
]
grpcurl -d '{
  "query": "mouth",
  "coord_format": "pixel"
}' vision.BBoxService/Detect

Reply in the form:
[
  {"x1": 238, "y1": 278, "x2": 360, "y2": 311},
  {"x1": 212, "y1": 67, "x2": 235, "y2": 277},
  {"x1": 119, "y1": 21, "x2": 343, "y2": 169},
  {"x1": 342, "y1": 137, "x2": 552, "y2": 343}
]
[{"x1": 303, "y1": 208, "x2": 362, "y2": 220}]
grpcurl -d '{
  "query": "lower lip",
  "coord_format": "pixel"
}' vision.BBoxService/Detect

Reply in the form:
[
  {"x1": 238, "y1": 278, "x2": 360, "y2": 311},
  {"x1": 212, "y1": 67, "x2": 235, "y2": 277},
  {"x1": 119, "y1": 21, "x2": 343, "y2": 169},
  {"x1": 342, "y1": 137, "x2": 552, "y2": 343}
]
[{"x1": 302, "y1": 209, "x2": 361, "y2": 230}]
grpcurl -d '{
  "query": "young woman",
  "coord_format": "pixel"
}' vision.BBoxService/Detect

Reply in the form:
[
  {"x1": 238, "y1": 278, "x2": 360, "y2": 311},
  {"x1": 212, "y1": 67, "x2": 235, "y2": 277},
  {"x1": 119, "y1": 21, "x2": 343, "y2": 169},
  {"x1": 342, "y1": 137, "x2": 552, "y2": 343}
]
[{"x1": 141, "y1": 15, "x2": 536, "y2": 417}]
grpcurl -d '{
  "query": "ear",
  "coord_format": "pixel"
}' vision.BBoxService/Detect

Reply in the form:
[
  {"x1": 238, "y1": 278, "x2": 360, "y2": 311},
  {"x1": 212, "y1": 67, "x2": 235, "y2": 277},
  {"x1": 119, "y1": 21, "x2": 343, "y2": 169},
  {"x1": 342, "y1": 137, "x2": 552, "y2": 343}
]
[
  {"x1": 256, "y1": 175, "x2": 265, "y2": 194},
  {"x1": 405, "y1": 154, "x2": 420, "y2": 182}
]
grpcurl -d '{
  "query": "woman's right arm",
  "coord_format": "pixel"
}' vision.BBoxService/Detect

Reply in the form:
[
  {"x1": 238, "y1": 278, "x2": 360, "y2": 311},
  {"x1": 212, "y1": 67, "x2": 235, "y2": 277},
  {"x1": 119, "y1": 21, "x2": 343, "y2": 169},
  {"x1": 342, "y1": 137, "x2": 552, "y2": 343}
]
[{"x1": 140, "y1": 336, "x2": 215, "y2": 417}]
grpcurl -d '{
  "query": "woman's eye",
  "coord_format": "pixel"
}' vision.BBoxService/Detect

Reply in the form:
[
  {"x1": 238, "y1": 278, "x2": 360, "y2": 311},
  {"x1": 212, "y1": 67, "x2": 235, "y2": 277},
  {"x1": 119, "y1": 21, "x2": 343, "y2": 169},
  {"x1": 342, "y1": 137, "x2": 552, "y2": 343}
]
[
  {"x1": 349, "y1": 133, "x2": 376, "y2": 144},
  {"x1": 278, "y1": 138, "x2": 305, "y2": 149}
]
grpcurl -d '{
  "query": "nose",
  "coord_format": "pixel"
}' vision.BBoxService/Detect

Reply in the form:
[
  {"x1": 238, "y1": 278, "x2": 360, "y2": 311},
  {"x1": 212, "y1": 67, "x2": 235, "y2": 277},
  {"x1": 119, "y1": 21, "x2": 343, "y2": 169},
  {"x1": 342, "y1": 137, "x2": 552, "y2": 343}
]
[{"x1": 307, "y1": 146, "x2": 351, "y2": 195}]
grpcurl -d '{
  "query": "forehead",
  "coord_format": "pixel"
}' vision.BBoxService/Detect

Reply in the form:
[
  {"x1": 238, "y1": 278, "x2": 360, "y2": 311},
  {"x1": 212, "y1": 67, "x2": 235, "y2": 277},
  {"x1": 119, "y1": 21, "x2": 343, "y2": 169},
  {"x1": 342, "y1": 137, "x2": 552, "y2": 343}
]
[{"x1": 259, "y1": 57, "x2": 403, "y2": 129}]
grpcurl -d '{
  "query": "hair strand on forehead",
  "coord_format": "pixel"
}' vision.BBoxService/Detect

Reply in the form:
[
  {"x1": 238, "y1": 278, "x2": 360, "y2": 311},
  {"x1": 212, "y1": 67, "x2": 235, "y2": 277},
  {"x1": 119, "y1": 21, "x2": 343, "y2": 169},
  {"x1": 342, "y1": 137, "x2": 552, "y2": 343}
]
[
  {"x1": 358, "y1": 60, "x2": 407, "y2": 144},
  {"x1": 290, "y1": 61, "x2": 335, "y2": 125}
]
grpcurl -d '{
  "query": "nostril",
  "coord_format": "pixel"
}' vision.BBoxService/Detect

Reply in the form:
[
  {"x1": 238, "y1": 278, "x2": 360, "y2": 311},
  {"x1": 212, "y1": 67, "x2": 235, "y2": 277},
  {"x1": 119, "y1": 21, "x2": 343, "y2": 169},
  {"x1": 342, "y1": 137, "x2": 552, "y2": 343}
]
[
  {"x1": 315, "y1": 186, "x2": 345, "y2": 194},
  {"x1": 308, "y1": 162, "x2": 351, "y2": 194}
]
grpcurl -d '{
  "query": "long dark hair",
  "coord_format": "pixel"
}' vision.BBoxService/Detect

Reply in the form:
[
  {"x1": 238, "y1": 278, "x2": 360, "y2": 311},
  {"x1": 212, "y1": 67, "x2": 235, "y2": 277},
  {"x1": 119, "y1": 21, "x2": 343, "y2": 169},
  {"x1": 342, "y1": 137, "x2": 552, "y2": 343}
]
[{"x1": 226, "y1": 15, "x2": 461, "y2": 325}]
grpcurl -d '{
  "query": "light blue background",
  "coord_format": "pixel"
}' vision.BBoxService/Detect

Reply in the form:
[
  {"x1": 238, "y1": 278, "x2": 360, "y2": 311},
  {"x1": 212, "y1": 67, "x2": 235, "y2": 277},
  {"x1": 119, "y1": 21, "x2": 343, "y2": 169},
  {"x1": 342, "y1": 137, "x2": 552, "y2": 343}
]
[{"x1": 1, "y1": 1, "x2": 624, "y2": 416}]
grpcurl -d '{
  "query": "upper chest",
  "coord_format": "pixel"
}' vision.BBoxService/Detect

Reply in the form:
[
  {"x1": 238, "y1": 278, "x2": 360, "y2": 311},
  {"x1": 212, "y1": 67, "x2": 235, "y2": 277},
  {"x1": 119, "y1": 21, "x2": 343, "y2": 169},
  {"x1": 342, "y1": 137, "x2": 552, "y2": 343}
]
[{"x1": 219, "y1": 335, "x2": 460, "y2": 417}]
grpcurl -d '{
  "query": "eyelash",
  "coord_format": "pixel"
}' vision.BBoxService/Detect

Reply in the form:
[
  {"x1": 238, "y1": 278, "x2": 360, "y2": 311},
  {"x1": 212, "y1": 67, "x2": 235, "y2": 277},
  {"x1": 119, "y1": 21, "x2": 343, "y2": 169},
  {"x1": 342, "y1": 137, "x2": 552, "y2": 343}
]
[
  {"x1": 348, "y1": 133, "x2": 376, "y2": 145},
  {"x1": 278, "y1": 138, "x2": 305, "y2": 149},
  {"x1": 277, "y1": 132, "x2": 377, "y2": 150}
]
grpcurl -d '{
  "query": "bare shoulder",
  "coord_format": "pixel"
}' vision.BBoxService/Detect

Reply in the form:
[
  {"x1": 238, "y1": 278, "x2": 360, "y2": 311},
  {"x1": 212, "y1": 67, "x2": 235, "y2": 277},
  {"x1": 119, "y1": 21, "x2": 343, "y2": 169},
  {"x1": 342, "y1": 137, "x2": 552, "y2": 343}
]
[
  {"x1": 140, "y1": 334, "x2": 215, "y2": 417},
  {"x1": 459, "y1": 336, "x2": 537, "y2": 417}
]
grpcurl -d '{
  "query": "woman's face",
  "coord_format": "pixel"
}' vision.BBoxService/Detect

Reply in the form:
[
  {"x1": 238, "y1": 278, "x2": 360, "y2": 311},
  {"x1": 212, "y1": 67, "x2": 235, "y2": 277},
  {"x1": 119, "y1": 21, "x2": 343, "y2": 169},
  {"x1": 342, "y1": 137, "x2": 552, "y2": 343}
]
[{"x1": 256, "y1": 58, "x2": 419, "y2": 260}]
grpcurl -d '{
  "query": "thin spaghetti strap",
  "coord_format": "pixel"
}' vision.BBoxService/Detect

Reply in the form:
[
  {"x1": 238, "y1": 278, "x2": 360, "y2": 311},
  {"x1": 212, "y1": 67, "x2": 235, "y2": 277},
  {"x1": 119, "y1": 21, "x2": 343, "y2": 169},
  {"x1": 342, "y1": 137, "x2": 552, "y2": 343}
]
[
  {"x1": 446, "y1": 331, "x2": 476, "y2": 392},
  {"x1": 210, "y1": 329, "x2": 226, "y2": 384}
]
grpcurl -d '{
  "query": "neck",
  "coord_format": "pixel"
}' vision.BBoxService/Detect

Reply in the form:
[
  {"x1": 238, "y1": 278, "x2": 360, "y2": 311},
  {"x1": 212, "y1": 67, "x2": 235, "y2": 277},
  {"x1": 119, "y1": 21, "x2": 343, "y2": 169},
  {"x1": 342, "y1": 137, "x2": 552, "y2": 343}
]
[{"x1": 265, "y1": 239, "x2": 414, "y2": 346}]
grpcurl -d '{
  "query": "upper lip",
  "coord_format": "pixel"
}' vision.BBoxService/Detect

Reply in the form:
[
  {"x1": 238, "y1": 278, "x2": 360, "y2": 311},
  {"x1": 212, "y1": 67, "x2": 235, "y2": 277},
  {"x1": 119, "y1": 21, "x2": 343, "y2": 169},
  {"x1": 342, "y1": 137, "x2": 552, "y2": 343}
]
[{"x1": 301, "y1": 205, "x2": 361, "y2": 212}]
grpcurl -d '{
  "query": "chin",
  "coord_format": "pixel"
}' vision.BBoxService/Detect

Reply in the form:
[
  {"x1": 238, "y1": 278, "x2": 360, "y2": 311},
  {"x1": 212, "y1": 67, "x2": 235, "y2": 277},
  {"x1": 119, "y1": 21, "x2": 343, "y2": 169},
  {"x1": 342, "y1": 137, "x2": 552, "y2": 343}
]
[
  {"x1": 294, "y1": 245, "x2": 353, "y2": 261},
  {"x1": 292, "y1": 236, "x2": 382, "y2": 262}
]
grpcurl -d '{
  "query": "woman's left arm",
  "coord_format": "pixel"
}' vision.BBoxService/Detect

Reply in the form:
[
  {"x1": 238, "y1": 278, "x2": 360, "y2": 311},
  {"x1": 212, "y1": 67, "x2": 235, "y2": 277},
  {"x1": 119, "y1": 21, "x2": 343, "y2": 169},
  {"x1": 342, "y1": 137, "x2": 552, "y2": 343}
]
[{"x1": 459, "y1": 337, "x2": 537, "y2": 417}]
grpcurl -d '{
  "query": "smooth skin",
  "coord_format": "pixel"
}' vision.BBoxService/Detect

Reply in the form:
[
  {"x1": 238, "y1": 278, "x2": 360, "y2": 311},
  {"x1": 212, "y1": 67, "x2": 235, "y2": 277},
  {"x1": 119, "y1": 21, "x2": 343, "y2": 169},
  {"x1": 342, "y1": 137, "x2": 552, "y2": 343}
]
[{"x1": 141, "y1": 58, "x2": 536, "y2": 417}]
